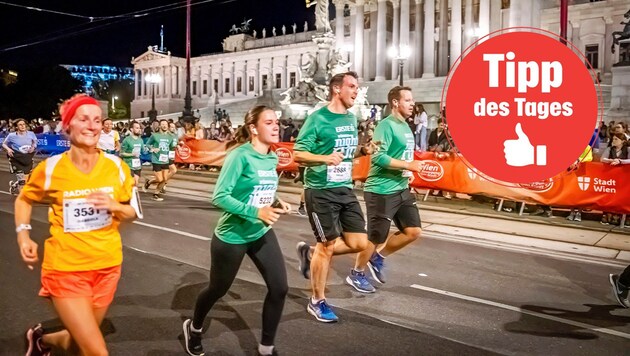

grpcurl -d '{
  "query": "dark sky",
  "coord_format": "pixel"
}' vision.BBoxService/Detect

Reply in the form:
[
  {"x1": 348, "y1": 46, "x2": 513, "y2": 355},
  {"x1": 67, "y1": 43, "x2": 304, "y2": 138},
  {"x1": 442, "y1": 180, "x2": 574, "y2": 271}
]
[{"x1": 0, "y1": 0, "x2": 320, "y2": 68}]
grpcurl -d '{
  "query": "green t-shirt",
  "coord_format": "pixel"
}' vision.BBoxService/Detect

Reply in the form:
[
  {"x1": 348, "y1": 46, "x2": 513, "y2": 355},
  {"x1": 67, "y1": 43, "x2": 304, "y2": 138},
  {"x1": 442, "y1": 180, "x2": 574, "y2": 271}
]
[
  {"x1": 121, "y1": 135, "x2": 144, "y2": 170},
  {"x1": 168, "y1": 132, "x2": 178, "y2": 161},
  {"x1": 364, "y1": 115, "x2": 415, "y2": 194},
  {"x1": 145, "y1": 132, "x2": 173, "y2": 164},
  {"x1": 293, "y1": 106, "x2": 358, "y2": 189},
  {"x1": 213, "y1": 143, "x2": 279, "y2": 244}
]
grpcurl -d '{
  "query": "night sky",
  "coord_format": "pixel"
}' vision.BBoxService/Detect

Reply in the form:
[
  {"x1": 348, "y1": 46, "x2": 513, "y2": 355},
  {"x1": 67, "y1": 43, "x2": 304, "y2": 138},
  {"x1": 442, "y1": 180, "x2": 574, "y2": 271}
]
[{"x1": 0, "y1": 0, "x2": 321, "y2": 69}]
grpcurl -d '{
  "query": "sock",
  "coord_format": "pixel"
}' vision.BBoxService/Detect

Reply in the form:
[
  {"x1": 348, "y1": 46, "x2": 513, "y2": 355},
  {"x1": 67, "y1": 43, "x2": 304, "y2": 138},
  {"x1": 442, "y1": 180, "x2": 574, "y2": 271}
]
[
  {"x1": 311, "y1": 297, "x2": 323, "y2": 304},
  {"x1": 353, "y1": 268, "x2": 364, "y2": 273},
  {"x1": 258, "y1": 344, "x2": 274, "y2": 355},
  {"x1": 190, "y1": 323, "x2": 202, "y2": 333},
  {"x1": 377, "y1": 252, "x2": 385, "y2": 259}
]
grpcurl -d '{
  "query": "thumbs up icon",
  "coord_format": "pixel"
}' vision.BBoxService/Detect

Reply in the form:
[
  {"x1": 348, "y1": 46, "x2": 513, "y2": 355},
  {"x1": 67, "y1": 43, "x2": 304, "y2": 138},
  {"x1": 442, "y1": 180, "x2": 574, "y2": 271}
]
[{"x1": 503, "y1": 123, "x2": 547, "y2": 167}]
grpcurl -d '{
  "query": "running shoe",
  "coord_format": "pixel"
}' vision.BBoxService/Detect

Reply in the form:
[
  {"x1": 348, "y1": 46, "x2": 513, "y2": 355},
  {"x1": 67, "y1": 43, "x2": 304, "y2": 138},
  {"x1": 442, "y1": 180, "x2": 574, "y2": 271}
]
[
  {"x1": 143, "y1": 179, "x2": 151, "y2": 193},
  {"x1": 160, "y1": 184, "x2": 167, "y2": 194},
  {"x1": 297, "y1": 203, "x2": 306, "y2": 216},
  {"x1": 367, "y1": 253, "x2": 386, "y2": 284},
  {"x1": 152, "y1": 194, "x2": 164, "y2": 202},
  {"x1": 25, "y1": 323, "x2": 51, "y2": 356},
  {"x1": 609, "y1": 274, "x2": 630, "y2": 308},
  {"x1": 574, "y1": 212, "x2": 582, "y2": 222},
  {"x1": 9, "y1": 180, "x2": 18, "y2": 195},
  {"x1": 566, "y1": 211, "x2": 576, "y2": 221},
  {"x1": 296, "y1": 242, "x2": 311, "y2": 279},
  {"x1": 307, "y1": 299, "x2": 338, "y2": 323},
  {"x1": 182, "y1": 319, "x2": 205, "y2": 356},
  {"x1": 346, "y1": 269, "x2": 376, "y2": 293}
]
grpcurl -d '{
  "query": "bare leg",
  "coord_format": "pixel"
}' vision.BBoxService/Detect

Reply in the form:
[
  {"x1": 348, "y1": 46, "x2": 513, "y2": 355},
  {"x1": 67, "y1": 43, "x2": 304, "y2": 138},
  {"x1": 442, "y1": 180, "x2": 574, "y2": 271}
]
[
  {"x1": 310, "y1": 241, "x2": 335, "y2": 300},
  {"x1": 331, "y1": 232, "x2": 367, "y2": 256},
  {"x1": 378, "y1": 228, "x2": 422, "y2": 257}
]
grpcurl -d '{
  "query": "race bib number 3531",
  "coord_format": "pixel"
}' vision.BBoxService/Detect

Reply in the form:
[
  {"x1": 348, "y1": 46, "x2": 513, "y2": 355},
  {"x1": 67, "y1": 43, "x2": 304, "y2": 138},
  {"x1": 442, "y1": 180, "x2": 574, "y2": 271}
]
[{"x1": 63, "y1": 198, "x2": 112, "y2": 233}]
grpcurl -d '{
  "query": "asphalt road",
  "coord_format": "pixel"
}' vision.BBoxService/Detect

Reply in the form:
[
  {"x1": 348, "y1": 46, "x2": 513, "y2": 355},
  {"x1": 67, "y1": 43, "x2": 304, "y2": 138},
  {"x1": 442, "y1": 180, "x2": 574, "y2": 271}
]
[{"x1": 0, "y1": 169, "x2": 628, "y2": 356}]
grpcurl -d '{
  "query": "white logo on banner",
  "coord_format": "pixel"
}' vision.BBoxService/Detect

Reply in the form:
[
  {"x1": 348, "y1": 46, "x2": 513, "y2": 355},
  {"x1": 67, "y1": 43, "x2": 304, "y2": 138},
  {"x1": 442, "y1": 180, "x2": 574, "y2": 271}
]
[
  {"x1": 467, "y1": 168, "x2": 477, "y2": 180},
  {"x1": 577, "y1": 176, "x2": 590, "y2": 191}
]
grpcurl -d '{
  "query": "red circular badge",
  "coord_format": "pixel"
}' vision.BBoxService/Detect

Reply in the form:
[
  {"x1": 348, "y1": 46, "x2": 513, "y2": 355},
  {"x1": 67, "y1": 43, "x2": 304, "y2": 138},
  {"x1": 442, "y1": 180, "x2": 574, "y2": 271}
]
[{"x1": 444, "y1": 29, "x2": 599, "y2": 184}]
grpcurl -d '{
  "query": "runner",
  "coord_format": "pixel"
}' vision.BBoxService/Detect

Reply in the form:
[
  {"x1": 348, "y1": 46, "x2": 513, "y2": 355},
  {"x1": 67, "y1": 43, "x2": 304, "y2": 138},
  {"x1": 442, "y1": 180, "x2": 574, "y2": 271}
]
[
  {"x1": 143, "y1": 119, "x2": 174, "y2": 201},
  {"x1": 610, "y1": 267, "x2": 630, "y2": 308},
  {"x1": 2, "y1": 118, "x2": 37, "y2": 194},
  {"x1": 161, "y1": 121, "x2": 179, "y2": 194},
  {"x1": 293, "y1": 71, "x2": 368, "y2": 323},
  {"x1": 120, "y1": 120, "x2": 145, "y2": 186},
  {"x1": 183, "y1": 105, "x2": 289, "y2": 356},
  {"x1": 96, "y1": 118, "x2": 121, "y2": 154},
  {"x1": 347, "y1": 86, "x2": 424, "y2": 293},
  {"x1": 15, "y1": 94, "x2": 141, "y2": 356}
]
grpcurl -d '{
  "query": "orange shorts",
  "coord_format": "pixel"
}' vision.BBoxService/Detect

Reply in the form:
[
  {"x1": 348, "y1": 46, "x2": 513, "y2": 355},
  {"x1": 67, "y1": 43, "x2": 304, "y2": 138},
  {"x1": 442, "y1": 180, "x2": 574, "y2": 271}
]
[{"x1": 39, "y1": 265, "x2": 122, "y2": 309}]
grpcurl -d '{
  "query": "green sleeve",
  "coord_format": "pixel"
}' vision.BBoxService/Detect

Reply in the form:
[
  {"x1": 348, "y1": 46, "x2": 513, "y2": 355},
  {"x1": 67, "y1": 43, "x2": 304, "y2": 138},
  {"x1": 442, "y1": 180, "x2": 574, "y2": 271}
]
[
  {"x1": 293, "y1": 117, "x2": 317, "y2": 152},
  {"x1": 212, "y1": 152, "x2": 259, "y2": 219},
  {"x1": 120, "y1": 138, "x2": 130, "y2": 156},
  {"x1": 145, "y1": 135, "x2": 155, "y2": 148},
  {"x1": 371, "y1": 122, "x2": 393, "y2": 167}
]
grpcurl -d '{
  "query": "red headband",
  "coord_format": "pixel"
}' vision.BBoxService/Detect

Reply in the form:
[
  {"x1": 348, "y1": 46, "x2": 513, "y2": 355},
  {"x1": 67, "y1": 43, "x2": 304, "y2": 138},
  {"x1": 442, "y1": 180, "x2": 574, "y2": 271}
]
[{"x1": 61, "y1": 96, "x2": 99, "y2": 129}]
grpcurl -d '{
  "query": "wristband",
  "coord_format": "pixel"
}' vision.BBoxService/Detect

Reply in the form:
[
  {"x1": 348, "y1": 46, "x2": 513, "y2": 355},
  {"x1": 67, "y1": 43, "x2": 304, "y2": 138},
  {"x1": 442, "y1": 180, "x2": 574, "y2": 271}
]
[{"x1": 16, "y1": 224, "x2": 32, "y2": 233}]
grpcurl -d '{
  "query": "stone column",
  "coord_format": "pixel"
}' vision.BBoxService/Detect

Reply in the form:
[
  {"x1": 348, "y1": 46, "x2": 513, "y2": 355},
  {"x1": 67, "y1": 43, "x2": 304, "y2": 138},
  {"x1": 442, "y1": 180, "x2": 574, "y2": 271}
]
[
  {"x1": 438, "y1": 0, "x2": 448, "y2": 76},
  {"x1": 479, "y1": 0, "x2": 490, "y2": 41},
  {"x1": 604, "y1": 17, "x2": 614, "y2": 75},
  {"x1": 375, "y1": 0, "x2": 388, "y2": 81},
  {"x1": 423, "y1": 0, "x2": 435, "y2": 78},
  {"x1": 391, "y1": 0, "x2": 400, "y2": 80},
  {"x1": 256, "y1": 59, "x2": 261, "y2": 94},
  {"x1": 353, "y1": 0, "x2": 365, "y2": 80},
  {"x1": 400, "y1": 0, "x2": 410, "y2": 81},
  {"x1": 369, "y1": 2, "x2": 378, "y2": 80},
  {"x1": 209, "y1": 65, "x2": 213, "y2": 96},
  {"x1": 509, "y1": 0, "x2": 520, "y2": 28},
  {"x1": 219, "y1": 63, "x2": 224, "y2": 97},
  {"x1": 284, "y1": 56, "x2": 288, "y2": 88},
  {"x1": 144, "y1": 69, "x2": 149, "y2": 98},
  {"x1": 464, "y1": 0, "x2": 473, "y2": 48},
  {"x1": 415, "y1": 0, "x2": 423, "y2": 78},
  {"x1": 450, "y1": 0, "x2": 462, "y2": 69},
  {"x1": 231, "y1": 62, "x2": 236, "y2": 96},
  {"x1": 520, "y1": 0, "x2": 533, "y2": 28},
  {"x1": 334, "y1": 0, "x2": 345, "y2": 49},
  {"x1": 490, "y1": 0, "x2": 502, "y2": 33},
  {"x1": 134, "y1": 70, "x2": 139, "y2": 98}
]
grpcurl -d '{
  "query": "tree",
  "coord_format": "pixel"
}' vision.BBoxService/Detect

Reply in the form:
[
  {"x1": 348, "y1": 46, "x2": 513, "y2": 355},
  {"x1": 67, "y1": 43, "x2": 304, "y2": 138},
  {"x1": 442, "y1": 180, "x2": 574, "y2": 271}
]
[
  {"x1": 0, "y1": 66, "x2": 84, "y2": 120},
  {"x1": 91, "y1": 78, "x2": 134, "y2": 119}
]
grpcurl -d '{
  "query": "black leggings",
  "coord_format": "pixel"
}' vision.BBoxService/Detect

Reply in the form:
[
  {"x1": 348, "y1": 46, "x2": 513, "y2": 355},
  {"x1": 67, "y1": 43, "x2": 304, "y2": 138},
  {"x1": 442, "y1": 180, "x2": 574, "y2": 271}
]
[
  {"x1": 620, "y1": 264, "x2": 630, "y2": 288},
  {"x1": 192, "y1": 229, "x2": 288, "y2": 346}
]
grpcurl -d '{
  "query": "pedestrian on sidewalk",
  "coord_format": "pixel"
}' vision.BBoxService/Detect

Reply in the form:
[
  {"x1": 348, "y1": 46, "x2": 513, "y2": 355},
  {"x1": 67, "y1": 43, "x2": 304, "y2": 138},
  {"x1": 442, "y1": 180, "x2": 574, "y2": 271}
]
[
  {"x1": 293, "y1": 71, "x2": 369, "y2": 323},
  {"x1": 143, "y1": 119, "x2": 175, "y2": 201},
  {"x1": 16, "y1": 94, "x2": 141, "y2": 356},
  {"x1": 610, "y1": 267, "x2": 630, "y2": 308},
  {"x1": 347, "y1": 86, "x2": 424, "y2": 293},
  {"x1": 183, "y1": 106, "x2": 290, "y2": 356}
]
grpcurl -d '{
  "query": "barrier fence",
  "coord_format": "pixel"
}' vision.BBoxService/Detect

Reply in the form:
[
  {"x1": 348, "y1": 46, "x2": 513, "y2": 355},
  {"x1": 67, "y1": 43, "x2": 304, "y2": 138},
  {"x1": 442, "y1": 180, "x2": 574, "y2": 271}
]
[{"x1": 175, "y1": 138, "x2": 630, "y2": 214}]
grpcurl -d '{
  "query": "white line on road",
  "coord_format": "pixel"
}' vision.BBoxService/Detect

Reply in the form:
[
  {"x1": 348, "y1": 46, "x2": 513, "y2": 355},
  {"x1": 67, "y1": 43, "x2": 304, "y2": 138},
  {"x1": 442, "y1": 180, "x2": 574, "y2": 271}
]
[
  {"x1": 132, "y1": 221, "x2": 211, "y2": 241},
  {"x1": 410, "y1": 284, "x2": 630, "y2": 340}
]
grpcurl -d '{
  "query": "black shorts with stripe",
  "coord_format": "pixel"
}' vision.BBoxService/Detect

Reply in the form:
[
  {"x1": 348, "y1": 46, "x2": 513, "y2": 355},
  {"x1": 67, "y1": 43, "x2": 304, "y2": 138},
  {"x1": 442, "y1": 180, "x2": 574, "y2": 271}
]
[
  {"x1": 364, "y1": 189, "x2": 422, "y2": 245},
  {"x1": 304, "y1": 187, "x2": 366, "y2": 243}
]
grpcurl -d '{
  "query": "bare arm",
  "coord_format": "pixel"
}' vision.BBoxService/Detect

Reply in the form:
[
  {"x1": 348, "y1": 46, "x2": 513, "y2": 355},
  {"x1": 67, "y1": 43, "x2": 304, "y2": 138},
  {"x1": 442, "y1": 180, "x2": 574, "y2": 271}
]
[{"x1": 14, "y1": 195, "x2": 38, "y2": 270}]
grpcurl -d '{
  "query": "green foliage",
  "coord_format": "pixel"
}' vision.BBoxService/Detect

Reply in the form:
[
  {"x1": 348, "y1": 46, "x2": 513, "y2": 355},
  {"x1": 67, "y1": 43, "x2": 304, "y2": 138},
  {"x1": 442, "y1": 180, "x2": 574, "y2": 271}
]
[{"x1": 92, "y1": 78, "x2": 134, "y2": 119}]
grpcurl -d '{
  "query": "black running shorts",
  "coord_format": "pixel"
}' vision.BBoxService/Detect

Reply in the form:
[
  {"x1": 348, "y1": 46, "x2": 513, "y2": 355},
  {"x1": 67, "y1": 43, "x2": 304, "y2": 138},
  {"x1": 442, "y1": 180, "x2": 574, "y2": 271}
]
[
  {"x1": 9, "y1": 152, "x2": 34, "y2": 175},
  {"x1": 364, "y1": 189, "x2": 422, "y2": 245},
  {"x1": 304, "y1": 187, "x2": 366, "y2": 243},
  {"x1": 131, "y1": 169, "x2": 142, "y2": 177},
  {"x1": 152, "y1": 163, "x2": 170, "y2": 172}
]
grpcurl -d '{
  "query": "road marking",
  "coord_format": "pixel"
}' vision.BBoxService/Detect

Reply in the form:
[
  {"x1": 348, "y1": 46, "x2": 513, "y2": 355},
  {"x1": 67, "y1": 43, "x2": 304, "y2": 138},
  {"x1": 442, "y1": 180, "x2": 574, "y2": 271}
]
[
  {"x1": 132, "y1": 221, "x2": 211, "y2": 241},
  {"x1": 410, "y1": 284, "x2": 630, "y2": 340}
]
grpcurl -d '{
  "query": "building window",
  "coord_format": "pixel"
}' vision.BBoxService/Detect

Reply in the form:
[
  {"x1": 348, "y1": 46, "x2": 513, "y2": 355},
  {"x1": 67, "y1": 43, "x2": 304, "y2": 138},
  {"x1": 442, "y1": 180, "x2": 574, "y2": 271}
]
[
  {"x1": 289, "y1": 72, "x2": 296, "y2": 87},
  {"x1": 225, "y1": 78, "x2": 230, "y2": 93},
  {"x1": 203, "y1": 80, "x2": 208, "y2": 95},
  {"x1": 275, "y1": 73, "x2": 282, "y2": 88},
  {"x1": 262, "y1": 74, "x2": 268, "y2": 89},
  {"x1": 237, "y1": 77, "x2": 242, "y2": 92},
  {"x1": 213, "y1": 79, "x2": 219, "y2": 94},
  {"x1": 141, "y1": 111, "x2": 144, "y2": 118},
  {"x1": 585, "y1": 44, "x2": 599, "y2": 69},
  {"x1": 249, "y1": 76, "x2": 255, "y2": 91},
  {"x1": 192, "y1": 81, "x2": 197, "y2": 95}
]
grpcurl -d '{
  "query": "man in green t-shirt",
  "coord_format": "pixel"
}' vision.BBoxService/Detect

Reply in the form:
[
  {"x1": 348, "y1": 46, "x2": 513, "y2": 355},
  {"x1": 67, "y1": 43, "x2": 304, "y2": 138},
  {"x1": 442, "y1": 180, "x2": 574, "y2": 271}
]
[
  {"x1": 293, "y1": 71, "x2": 368, "y2": 323},
  {"x1": 350, "y1": 86, "x2": 424, "y2": 293},
  {"x1": 143, "y1": 119, "x2": 174, "y2": 201},
  {"x1": 120, "y1": 120, "x2": 145, "y2": 186}
]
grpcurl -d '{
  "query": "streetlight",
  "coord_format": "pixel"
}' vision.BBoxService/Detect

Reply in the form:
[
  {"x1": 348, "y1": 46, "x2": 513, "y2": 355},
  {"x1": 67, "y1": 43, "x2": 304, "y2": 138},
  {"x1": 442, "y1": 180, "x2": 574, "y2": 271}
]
[
  {"x1": 145, "y1": 73, "x2": 162, "y2": 122},
  {"x1": 388, "y1": 45, "x2": 411, "y2": 86},
  {"x1": 111, "y1": 95, "x2": 118, "y2": 111}
]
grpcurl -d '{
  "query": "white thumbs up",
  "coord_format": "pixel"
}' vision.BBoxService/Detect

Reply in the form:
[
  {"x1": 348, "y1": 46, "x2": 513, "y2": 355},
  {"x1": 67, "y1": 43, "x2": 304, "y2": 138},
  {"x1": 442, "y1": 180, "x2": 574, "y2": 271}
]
[{"x1": 503, "y1": 123, "x2": 546, "y2": 167}]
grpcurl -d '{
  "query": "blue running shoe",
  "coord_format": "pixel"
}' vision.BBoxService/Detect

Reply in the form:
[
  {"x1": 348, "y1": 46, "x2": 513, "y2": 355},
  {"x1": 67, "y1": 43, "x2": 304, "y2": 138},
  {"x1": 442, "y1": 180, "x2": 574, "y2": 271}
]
[
  {"x1": 296, "y1": 242, "x2": 311, "y2": 279},
  {"x1": 367, "y1": 253, "x2": 386, "y2": 284},
  {"x1": 307, "y1": 299, "x2": 338, "y2": 323},
  {"x1": 346, "y1": 269, "x2": 376, "y2": 293}
]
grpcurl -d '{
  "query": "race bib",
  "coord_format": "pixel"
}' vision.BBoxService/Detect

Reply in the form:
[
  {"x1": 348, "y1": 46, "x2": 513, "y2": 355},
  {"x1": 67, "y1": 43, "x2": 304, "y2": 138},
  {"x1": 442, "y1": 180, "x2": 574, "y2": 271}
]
[
  {"x1": 131, "y1": 158, "x2": 141, "y2": 169},
  {"x1": 19, "y1": 145, "x2": 31, "y2": 154},
  {"x1": 158, "y1": 154, "x2": 168, "y2": 163},
  {"x1": 63, "y1": 198, "x2": 112, "y2": 233},
  {"x1": 248, "y1": 190, "x2": 275, "y2": 208},
  {"x1": 168, "y1": 151, "x2": 175, "y2": 159},
  {"x1": 327, "y1": 162, "x2": 352, "y2": 183},
  {"x1": 402, "y1": 169, "x2": 413, "y2": 177}
]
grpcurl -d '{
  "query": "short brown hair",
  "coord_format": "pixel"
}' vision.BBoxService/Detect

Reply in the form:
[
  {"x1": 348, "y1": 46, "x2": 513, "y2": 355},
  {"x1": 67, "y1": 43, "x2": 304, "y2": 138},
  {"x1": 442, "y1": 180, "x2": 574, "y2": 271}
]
[
  {"x1": 328, "y1": 71, "x2": 358, "y2": 100},
  {"x1": 387, "y1": 86, "x2": 412, "y2": 106}
]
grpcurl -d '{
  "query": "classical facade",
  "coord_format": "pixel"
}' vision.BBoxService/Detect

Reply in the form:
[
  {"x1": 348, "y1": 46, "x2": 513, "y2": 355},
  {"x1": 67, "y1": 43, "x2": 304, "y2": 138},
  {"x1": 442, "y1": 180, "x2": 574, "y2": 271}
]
[{"x1": 131, "y1": 0, "x2": 628, "y2": 121}]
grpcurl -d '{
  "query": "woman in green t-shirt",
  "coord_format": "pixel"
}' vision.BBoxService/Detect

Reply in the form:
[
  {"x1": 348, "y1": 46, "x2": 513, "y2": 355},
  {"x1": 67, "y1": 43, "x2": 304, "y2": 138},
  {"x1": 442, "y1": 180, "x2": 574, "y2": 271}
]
[{"x1": 183, "y1": 106, "x2": 290, "y2": 356}]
